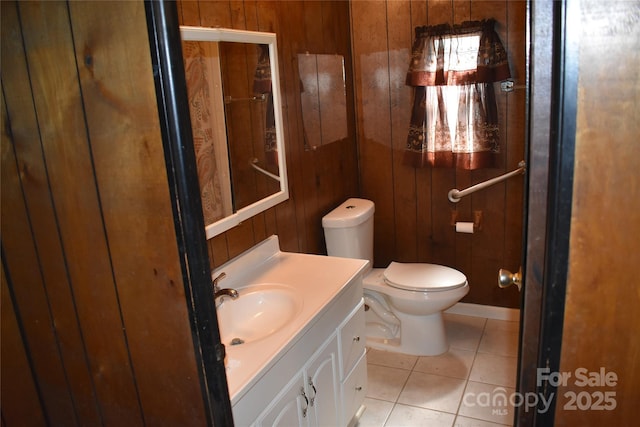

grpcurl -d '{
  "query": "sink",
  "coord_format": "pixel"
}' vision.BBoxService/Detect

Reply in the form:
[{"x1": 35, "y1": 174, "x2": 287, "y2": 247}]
[{"x1": 217, "y1": 283, "x2": 303, "y2": 346}]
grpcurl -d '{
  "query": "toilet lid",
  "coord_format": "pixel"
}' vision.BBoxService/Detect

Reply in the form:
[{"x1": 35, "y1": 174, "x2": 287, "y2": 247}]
[{"x1": 383, "y1": 262, "x2": 467, "y2": 291}]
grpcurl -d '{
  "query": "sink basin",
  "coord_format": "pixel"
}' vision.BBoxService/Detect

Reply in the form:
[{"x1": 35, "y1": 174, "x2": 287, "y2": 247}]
[{"x1": 217, "y1": 284, "x2": 303, "y2": 346}]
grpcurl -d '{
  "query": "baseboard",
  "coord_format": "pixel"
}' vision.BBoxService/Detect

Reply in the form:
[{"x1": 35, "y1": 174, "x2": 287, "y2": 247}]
[{"x1": 445, "y1": 302, "x2": 520, "y2": 322}]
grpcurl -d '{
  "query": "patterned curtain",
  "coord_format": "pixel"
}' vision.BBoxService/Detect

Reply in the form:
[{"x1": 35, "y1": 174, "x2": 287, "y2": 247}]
[
  {"x1": 182, "y1": 40, "x2": 230, "y2": 224},
  {"x1": 404, "y1": 19, "x2": 510, "y2": 169}
]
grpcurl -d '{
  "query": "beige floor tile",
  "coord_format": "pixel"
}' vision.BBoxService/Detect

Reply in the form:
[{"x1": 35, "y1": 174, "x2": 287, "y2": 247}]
[
  {"x1": 477, "y1": 328, "x2": 519, "y2": 357},
  {"x1": 397, "y1": 371, "x2": 467, "y2": 414},
  {"x1": 469, "y1": 353, "x2": 517, "y2": 388},
  {"x1": 485, "y1": 319, "x2": 520, "y2": 333},
  {"x1": 457, "y1": 381, "x2": 515, "y2": 425},
  {"x1": 385, "y1": 404, "x2": 456, "y2": 427},
  {"x1": 444, "y1": 313, "x2": 487, "y2": 351},
  {"x1": 367, "y1": 348, "x2": 418, "y2": 370},
  {"x1": 361, "y1": 314, "x2": 519, "y2": 427},
  {"x1": 366, "y1": 364, "x2": 411, "y2": 402},
  {"x1": 357, "y1": 398, "x2": 394, "y2": 427},
  {"x1": 454, "y1": 415, "x2": 511, "y2": 427},
  {"x1": 414, "y1": 348, "x2": 476, "y2": 380}
]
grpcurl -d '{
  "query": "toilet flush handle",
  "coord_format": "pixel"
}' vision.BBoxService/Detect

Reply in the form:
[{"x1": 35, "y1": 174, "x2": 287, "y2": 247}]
[{"x1": 498, "y1": 267, "x2": 522, "y2": 291}]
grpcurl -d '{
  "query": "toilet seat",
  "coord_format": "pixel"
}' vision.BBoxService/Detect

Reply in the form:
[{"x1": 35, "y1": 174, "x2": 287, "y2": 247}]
[{"x1": 383, "y1": 262, "x2": 467, "y2": 292}]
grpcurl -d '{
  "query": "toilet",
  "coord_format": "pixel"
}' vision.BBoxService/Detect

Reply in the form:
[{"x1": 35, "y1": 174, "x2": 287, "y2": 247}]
[{"x1": 322, "y1": 198, "x2": 469, "y2": 356}]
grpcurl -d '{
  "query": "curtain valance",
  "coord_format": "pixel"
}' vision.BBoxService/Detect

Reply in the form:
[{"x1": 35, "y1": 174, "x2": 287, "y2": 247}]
[{"x1": 406, "y1": 19, "x2": 511, "y2": 87}]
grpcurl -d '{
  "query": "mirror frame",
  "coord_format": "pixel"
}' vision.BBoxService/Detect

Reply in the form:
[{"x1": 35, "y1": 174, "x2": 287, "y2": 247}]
[{"x1": 180, "y1": 26, "x2": 289, "y2": 239}]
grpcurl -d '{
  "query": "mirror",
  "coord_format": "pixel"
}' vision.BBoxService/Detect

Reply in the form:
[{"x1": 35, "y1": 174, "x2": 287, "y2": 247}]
[
  {"x1": 297, "y1": 53, "x2": 348, "y2": 150},
  {"x1": 180, "y1": 27, "x2": 288, "y2": 239}
]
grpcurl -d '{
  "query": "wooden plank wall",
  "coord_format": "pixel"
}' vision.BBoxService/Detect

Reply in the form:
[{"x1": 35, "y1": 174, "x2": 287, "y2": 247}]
[
  {"x1": 1, "y1": 1, "x2": 207, "y2": 425},
  {"x1": 556, "y1": 0, "x2": 640, "y2": 423},
  {"x1": 176, "y1": 1, "x2": 360, "y2": 268},
  {"x1": 179, "y1": 0, "x2": 525, "y2": 308},
  {"x1": 350, "y1": 0, "x2": 527, "y2": 308}
]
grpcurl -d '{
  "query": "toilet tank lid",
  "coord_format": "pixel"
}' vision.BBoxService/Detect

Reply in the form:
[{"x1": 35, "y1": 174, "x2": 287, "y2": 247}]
[
  {"x1": 383, "y1": 262, "x2": 467, "y2": 291},
  {"x1": 322, "y1": 198, "x2": 375, "y2": 228}
]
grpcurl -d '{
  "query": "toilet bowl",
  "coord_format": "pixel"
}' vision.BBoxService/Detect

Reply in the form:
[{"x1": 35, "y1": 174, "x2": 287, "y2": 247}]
[{"x1": 322, "y1": 198, "x2": 469, "y2": 356}]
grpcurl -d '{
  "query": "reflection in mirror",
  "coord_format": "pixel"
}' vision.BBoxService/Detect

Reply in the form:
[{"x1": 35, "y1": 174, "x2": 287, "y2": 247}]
[
  {"x1": 220, "y1": 42, "x2": 280, "y2": 211},
  {"x1": 298, "y1": 54, "x2": 348, "y2": 150},
  {"x1": 182, "y1": 39, "x2": 233, "y2": 224},
  {"x1": 180, "y1": 27, "x2": 288, "y2": 239}
]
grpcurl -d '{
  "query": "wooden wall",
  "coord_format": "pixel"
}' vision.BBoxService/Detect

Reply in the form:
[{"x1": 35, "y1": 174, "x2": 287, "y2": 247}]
[
  {"x1": 176, "y1": 0, "x2": 361, "y2": 268},
  {"x1": 180, "y1": 0, "x2": 526, "y2": 308},
  {"x1": 1, "y1": 0, "x2": 528, "y2": 424},
  {"x1": 556, "y1": 0, "x2": 640, "y2": 423},
  {"x1": 1, "y1": 1, "x2": 207, "y2": 425},
  {"x1": 350, "y1": 0, "x2": 527, "y2": 308}
]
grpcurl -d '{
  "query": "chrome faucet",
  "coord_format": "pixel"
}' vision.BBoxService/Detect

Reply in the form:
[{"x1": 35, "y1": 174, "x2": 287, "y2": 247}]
[{"x1": 213, "y1": 272, "x2": 239, "y2": 303}]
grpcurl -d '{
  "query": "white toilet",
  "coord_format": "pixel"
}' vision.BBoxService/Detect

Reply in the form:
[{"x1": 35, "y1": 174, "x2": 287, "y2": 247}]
[{"x1": 322, "y1": 198, "x2": 469, "y2": 356}]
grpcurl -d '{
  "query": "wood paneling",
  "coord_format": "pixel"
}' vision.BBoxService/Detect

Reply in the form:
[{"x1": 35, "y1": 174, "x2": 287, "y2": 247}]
[
  {"x1": 1, "y1": 262, "x2": 46, "y2": 426},
  {"x1": 178, "y1": 0, "x2": 524, "y2": 307},
  {"x1": 178, "y1": 0, "x2": 360, "y2": 265},
  {"x1": 556, "y1": 0, "x2": 640, "y2": 424},
  {"x1": 351, "y1": 0, "x2": 527, "y2": 308},
  {"x1": 1, "y1": 1, "x2": 206, "y2": 425},
  {"x1": 2, "y1": 3, "x2": 88, "y2": 424},
  {"x1": 19, "y1": 2, "x2": 144, "y2": 423},
  {"x1": 1, "y1": 1, "x2": 525, "y2": 424}
]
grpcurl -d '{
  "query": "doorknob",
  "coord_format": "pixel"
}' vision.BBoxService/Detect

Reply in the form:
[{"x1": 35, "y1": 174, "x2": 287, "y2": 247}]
[{"x1": 498, "y1": 267, "x2": 522, "y2": 291}]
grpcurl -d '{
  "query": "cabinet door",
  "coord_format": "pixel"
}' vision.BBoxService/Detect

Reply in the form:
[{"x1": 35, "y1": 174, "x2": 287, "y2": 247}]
[
  {"x1": 305, "y1": 334, "x2": 339, "y2": 427},
  {"x1": 341, "y1": 351, "x2": 367, "y2": 426},
  {"x1": 259, "y1": 373, "x2": 307, "y2": 427},
  {"x1": 338, "y1": 300, "x2": 366, "y2": 380}
]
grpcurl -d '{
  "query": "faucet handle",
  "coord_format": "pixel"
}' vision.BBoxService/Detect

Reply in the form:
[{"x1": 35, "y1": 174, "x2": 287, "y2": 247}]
[{"x1": 212, "y1": 272, "x2": 227, "y2": 291}]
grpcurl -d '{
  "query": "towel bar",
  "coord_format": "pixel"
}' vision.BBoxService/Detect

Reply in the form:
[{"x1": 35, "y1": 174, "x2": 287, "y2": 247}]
[{"x1": 448, "y1": 161, "x2": 526, "y2": 203}]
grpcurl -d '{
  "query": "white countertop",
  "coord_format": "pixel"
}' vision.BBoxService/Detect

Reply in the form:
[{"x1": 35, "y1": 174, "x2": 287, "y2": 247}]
[{"x1": 211, "y1": 235, "x2": 368, "y2": 405}]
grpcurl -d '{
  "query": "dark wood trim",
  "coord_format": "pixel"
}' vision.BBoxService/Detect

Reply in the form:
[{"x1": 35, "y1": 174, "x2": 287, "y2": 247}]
[
  {"x1": 516, "y1": 0, "x2": 576, "y2": 425},
  {"x1": 535, "y1": 0, "x2": 577, "y2": 424},
  {"x1": 516, "y1": 0, "x2": 554, "y2": 421},
  {"x1": 144, "y1": 1, "x2": 233, "y2": 425}
]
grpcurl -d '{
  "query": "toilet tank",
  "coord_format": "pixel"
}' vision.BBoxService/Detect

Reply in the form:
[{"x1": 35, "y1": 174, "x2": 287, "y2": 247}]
[{"x1": 322, "y1": 198, "x2": 375, "y2": 267}]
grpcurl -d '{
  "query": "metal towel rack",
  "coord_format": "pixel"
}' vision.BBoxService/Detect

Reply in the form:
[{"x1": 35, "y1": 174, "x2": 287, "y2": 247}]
[
  {"x1": 249, "y1": 158, "x2": 280, "y2": 182},
  {"x1": 448, "y1": 161, "x2": 526, "y2": 203}
]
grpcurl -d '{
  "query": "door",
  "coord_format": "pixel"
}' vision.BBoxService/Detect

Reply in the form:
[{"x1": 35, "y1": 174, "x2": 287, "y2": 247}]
[
  {"x1": 258, "y1": 335, "x2": 340, "y2": 427},
  {"x1": 305, "y1": 336, "x2": 339, "y2": 427},
  {"x1": 258, "y1": 373, "x2": 306, "y2": 427},
  {"x1": 518, "y1": 1, "x2": 640, "y2": 426}
]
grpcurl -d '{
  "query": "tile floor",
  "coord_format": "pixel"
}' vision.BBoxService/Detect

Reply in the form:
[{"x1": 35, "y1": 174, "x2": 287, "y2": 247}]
[{"x1": 357, "y1": 312, "x2": 519, "y2": 427}]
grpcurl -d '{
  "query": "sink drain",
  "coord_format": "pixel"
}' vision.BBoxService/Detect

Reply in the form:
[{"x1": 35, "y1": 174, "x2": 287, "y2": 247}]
[{"x1": 230, "y1": 337, "x2": 245, "y2": 346}]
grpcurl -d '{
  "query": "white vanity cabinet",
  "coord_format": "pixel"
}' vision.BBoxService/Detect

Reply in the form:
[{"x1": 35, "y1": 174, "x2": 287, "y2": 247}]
[
  {"x1": 337, "y1": 300, "x2": 367, "y2": 426},
  {"x1": 232, "y1": 272, "x2": 367, "y2": 427},
  {"x1": 258, "y1": 334, "x2": 339, "y2": 426}
]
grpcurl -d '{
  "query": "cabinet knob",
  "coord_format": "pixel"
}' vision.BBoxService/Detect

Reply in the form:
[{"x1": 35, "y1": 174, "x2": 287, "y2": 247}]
[
  {"x1": 355, "y1": 386, "x2": 363, "y2": 391},
  {"x1": 353, "y1": 336, "x2": 360, "y2": 342}
]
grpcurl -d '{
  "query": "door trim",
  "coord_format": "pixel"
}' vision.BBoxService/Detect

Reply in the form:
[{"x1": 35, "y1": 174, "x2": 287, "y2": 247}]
[
  {"x1": 516, "y1": 0, "x2": 576, "y2": 425},
  {"x1": 144, "y1": 1, "x2": 234, "y2": 425}
]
